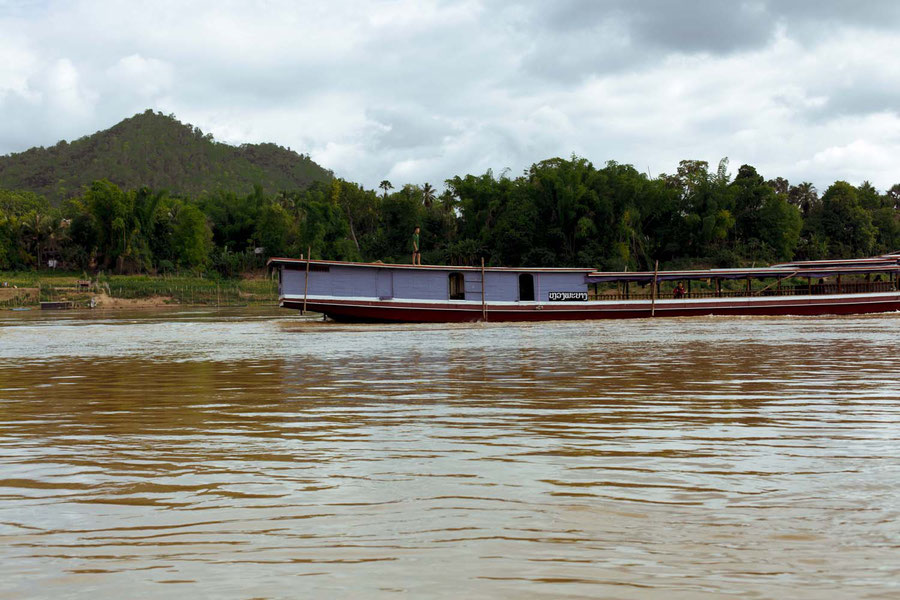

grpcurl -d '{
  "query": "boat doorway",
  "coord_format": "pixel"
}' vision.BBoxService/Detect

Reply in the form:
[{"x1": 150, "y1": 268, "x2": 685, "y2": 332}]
[
  {"x1": 519, "y1": 273, "x2": 535, "y2": 301},
  {"x1": 449, "y1": 272, "x2": 465, "y2": 300}
]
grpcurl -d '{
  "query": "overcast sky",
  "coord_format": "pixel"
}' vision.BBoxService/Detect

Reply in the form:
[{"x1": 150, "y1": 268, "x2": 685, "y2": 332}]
[{"x1": 2, "y1": 0, "x2": 900, "y2": 191}]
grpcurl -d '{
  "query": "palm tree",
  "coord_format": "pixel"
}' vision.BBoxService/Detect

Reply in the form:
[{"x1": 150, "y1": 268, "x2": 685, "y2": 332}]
[
  {"x1": 789, "y1": 182, "x2": 818, "y2": 216},
  {"x1": 127, "y1": 187, "x2": 166, "y2": 271},
  {"x1": 422, "y1": 183, "x2": 436, "y2": 208},
  {"x1": 379, "y1": 180, "x2": 393, "y2": 199},
  {"x1": 439, "y1": 190, "x2": 457, "y2": 214},
  {"x1": 888, "y1": 183, "x2": 900, "y2": 210},
  {"x1": 21, "y1": 211, "x2": 50, "y2": 268},
  {"x1": 275, "y1": 191, "x2": 295, "y2": 212},
  {"x1": 767, "y1": 177, "x2": 789, "y2": 196},
  {"x1": 44, "y1": 217, "x2": 66, "y2": 264},
  {"x1": 133, "y1": 187, "x2": 165, "y2": 241}
]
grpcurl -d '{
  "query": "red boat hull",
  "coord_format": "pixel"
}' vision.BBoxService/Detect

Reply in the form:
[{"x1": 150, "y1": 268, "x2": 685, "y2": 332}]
[{"x1": 282, "y1": 294, "x2": 900, "y2": 323}]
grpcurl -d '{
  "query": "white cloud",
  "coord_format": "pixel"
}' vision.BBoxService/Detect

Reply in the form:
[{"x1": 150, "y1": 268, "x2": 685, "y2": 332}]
[
  {"x1": 105, "y1": 55, "x2": 174, "y2": 98},
  {"x1": 44, "y1": 58, "x2": 94, "y2": 116},
  {"x1": 0, "y1": 36, "x2": 39, "y2": 102}
]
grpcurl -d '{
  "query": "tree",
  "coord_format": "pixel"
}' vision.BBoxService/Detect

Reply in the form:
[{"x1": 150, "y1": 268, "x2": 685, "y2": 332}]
[
  {"x1": 20, "y1": 210, "x2": 51, "y2": 267},
  {"x1": 422, "y1": 182, "x2": 436, "y2": 208},
  {"x1": 767, "y1": 176, "x2": 789, "y2": 196},
  {"x1": 672, "y1": 159, "x2": 710, "y2": 195},
  {"x1": 199, "y1": 187, "x2": 265, "y2": 252},
  {"x1": 254, "y1": 202, "x2": 293, "y2": 257},
  {"x1": 856, "y1": 181, "x2": 883, "y2": 210},
  {"x1": 378, "y1": 180, "x2": 393, "y2": 199},
  {"x1": 65, "y1": 211, "x2": 99, "y2": 269},
  {"x1": 811, "y1": 181, "x2": 876, "y2": 258},
  {"x1": 666, "y1": 158, "x2": 734, "y2": 261},
  {"x1": 731, "y1": 164, "x2": 774, "y2": 251},
  {"x1": 331, "y1": 179, "x2": 377, "y2": 255},
  {"x1": 84, "y1": 179, "x2": 131, "y2": 270},
  {"x1": 758, "y1": 195, "x2": 802, "y2": 260},
  {"x1": 171, "y1": 203, "x2": 212, "y2": 269},
  {"x1": 871, "y1": 207, "x2": 900, "y2": 253},
  {"x1": 0, "y1": 212, "x2": 12, "y2": 269},
  {"x1": 887, "y1": 183, "x2": 900, "y2": 210},
  {"x1": 126, "y1": 186, "x2": 166, "y2": 271},
  {"x1": 788, "y1": 182, "x2": 818, "y2": 216},
  {"x1": 0, "y1": 189, "x2": 49, "y2": 217}
]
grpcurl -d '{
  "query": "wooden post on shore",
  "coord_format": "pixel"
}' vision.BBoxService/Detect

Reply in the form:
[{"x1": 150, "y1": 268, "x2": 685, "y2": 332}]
[
  {"x1": 302, "y1": 246, "x2": 311, "y2": 315},
  {"x1": 481, "y1": 257, "x2": 487, "y2": 322},
  {"x1": 650, "y1": 260, "x2": 659, "y2": 317}
]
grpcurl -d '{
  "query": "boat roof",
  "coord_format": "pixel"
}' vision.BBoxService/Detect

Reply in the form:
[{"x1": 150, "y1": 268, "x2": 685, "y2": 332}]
[
  {"x1": 269, "y1": 254, "x2": 900, "y2": 281},
  {"x1": 587, "y1": 258, "x2": 900, "y2": 283},
  {"x1": 772, "y1": 254, "x2": 900, "y2": 269},
  {"x1": 267, "y1": 257, "x2": 595, "y2": 274}
]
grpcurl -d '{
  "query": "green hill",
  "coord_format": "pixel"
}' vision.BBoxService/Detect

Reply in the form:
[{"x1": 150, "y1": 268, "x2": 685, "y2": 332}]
[{"x1": 0, "y1": 110, "x2": 332, "y2": 203}]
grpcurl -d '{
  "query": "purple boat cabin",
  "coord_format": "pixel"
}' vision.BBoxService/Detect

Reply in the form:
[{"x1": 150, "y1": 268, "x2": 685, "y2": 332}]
[{"x1": 269, "y1": 258, "x2": 594, "y2": 322}]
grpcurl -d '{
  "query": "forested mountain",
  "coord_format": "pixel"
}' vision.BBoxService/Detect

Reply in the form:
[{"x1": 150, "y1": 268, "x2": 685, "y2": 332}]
[{"x1": 0, "y1": 110, "x2": 332, "y2": 203}]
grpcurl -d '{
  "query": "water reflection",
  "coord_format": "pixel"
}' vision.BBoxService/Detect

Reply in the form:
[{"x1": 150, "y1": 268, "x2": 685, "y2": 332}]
[{"x1": 2, "y1": 309, "x2": 900, "y2": 598}]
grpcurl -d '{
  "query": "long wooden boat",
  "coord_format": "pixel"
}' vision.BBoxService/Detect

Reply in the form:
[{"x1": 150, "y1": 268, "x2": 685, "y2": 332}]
[{"x1": 268, "y1": 253, "x2": 900, "y2": 323}]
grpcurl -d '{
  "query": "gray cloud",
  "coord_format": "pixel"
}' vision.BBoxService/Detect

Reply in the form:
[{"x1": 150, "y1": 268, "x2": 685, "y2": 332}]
[
  {"x1": 537, "y1": 0, "x2": 773, "y2": 53},
  {"x1": 2, "y1": 0, "x2": 900, "y2": 192}
]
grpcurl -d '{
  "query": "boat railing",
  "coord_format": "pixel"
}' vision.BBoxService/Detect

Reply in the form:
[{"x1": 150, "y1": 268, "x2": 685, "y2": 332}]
[{"x1": 588, "y1": 281, "x2": 897, "y2": 301}]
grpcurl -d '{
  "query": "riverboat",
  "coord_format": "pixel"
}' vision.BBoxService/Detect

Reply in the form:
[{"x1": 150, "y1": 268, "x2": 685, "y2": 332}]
[{"x1": 267, "y1": 253, "x2": 900, "y2": 323}]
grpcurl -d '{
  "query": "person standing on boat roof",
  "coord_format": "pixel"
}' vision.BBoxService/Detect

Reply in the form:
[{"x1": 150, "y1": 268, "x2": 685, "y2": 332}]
[{"x1": 411, "y1": 226, "x2": 422, "y2": 265}]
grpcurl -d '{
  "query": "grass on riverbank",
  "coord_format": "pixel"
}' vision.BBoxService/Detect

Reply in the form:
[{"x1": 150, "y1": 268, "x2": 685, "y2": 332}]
[{"x1": 0, "y1": 270, "x2": 278, "y2": 309}]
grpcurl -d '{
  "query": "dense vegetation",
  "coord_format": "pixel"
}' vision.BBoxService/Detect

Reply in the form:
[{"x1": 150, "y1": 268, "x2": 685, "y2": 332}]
[
  {"x1": 0, "y1": 110, "x2": 332, "y2": 203},
  {"x1": 2, "y1": 154, "x2": 898, "y2": 276}
]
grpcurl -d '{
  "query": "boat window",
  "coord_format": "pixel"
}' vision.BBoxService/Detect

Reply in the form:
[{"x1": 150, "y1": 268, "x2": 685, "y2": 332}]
[
  {"x1": 519, "y1": 273, "x2": 535, "y2": 301},
  {"x1": 449, "y1": 272, "x2": 465, "y2": 300}
]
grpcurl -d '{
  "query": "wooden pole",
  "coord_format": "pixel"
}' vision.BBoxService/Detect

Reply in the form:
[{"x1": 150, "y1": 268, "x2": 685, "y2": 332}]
[
  {"x1": 481, "y1": 257, "x2": 487, "y2": 322},
  {"x1": 650, "y1": 260, "x2": 659, "y2": 317},
  {"x1": 302, "y1": 245, "x2": 311, "y2": 315},
  {"x1": 754, "y1": 272, "x2": 797, "y2": 296},
  {"x1": 715, "y1": 278, "x2": 721, "y2": 297}
]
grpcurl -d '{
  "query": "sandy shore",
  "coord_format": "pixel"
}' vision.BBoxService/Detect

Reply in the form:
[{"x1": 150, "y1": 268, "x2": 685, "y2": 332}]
[{"x1": 88, "y1": 292, "x2": 177, "y2": 308}]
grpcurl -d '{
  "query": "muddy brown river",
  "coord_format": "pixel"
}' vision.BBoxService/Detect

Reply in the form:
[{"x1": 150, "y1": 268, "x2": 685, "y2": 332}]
[{"x1": 1, "y1": 308, "x2": 899, "y2": 599}]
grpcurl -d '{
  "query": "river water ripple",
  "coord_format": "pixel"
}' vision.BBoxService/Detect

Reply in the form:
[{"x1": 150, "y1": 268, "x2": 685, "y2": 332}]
[{"x1": 1, "y1": 308, "x2": 899, "y2": 599}]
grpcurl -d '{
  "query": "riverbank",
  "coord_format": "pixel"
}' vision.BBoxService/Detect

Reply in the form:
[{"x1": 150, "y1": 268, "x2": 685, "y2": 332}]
[{"x1": 0, "y1": 271, "x2": 278, "y2": 309}]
